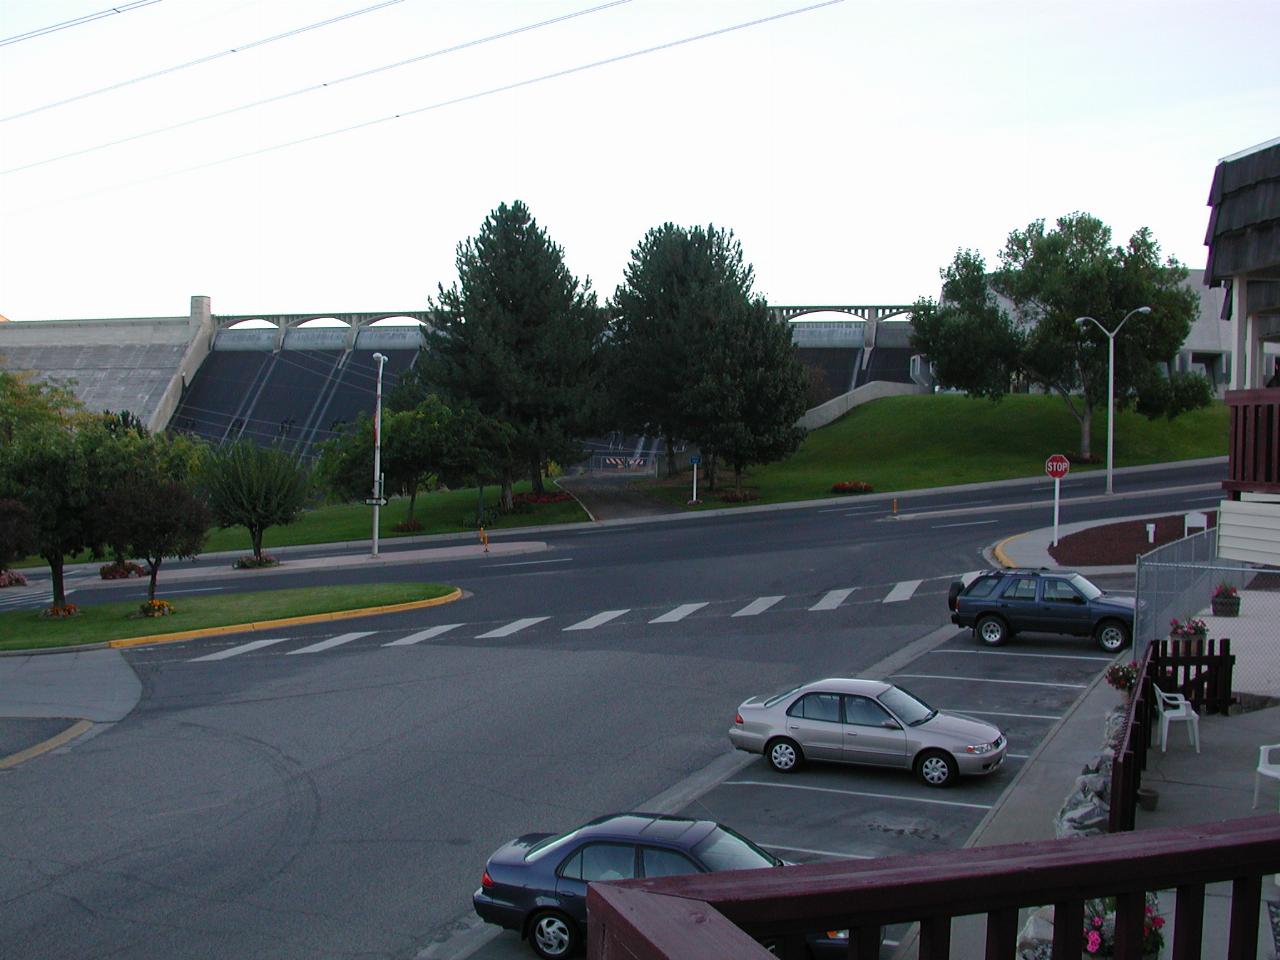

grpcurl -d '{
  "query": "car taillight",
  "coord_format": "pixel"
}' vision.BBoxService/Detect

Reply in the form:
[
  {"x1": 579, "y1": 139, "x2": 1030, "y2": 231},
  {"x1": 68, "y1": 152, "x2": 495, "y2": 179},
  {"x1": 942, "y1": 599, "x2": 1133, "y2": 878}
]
[
  {"x1": 734, "y1": 712, "x2": 744, "y2": 725},
  {"x1": 481, "y1": 870, "x2": 494, "y2": 889}
]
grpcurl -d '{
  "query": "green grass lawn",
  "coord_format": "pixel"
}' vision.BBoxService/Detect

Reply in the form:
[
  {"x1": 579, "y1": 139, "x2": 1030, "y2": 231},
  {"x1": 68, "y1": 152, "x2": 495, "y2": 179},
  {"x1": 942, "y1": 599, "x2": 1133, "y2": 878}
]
[
  {"x1": 645, "y1": 394, "x2": 1229, "y2": 508},
  {"x1": 0, "y1": 582, "x2": 455, "y2": 651}
]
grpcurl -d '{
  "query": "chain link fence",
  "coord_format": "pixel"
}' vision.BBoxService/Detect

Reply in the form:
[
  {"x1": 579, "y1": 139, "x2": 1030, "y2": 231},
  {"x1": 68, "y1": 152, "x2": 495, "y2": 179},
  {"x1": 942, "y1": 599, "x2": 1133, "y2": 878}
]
[{"x1": 1135, "y1": 530, "x2": 1279, "y2": 701}]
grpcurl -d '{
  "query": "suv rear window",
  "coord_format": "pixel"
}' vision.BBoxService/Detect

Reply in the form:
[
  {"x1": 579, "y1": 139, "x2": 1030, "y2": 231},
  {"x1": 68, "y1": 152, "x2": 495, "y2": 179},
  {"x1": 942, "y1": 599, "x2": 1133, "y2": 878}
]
[{"x1": 963, "y1": 576, "x2": 1002, "y2": 599}]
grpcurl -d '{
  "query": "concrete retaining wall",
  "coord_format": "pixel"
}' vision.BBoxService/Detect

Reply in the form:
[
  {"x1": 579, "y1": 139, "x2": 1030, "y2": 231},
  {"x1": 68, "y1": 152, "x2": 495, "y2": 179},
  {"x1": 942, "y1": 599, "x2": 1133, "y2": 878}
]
[{"x1": 799, "y1": 379, "x2": 926, "y2": 431}]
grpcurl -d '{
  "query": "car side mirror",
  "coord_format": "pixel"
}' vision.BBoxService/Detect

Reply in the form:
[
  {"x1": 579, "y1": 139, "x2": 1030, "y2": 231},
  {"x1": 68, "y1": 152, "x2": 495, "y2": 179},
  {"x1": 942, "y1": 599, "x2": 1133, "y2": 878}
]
[{"x1": 882, "y1": 720, "x2": 901, "y2": 730}]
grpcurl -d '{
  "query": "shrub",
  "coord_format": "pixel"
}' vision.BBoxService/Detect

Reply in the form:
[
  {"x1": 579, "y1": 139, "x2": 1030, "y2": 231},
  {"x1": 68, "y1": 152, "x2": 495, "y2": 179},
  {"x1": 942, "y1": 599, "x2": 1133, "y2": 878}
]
[
  {"x1": 138, "y1": 598, "x2": 174, "y2": 617},
  {"x1": 831, "y1": 480, "x2": 874, "y2": 494},
  {"x1": 0, "y1": 569, "x2": 28, "y2": 588},
  {"x1": 233, "y1": 554, "x2": 278, "y2": 569},
  {"x1": 100, "y1": 560, "x2": 145, "y2": 580}
]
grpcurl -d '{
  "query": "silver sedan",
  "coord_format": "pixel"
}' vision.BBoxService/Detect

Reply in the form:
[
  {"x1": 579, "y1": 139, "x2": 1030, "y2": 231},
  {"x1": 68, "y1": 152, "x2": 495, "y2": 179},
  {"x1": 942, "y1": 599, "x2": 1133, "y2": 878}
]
[{"x1": 728, "y1": 677, "x2": 1006, "y2": 787}]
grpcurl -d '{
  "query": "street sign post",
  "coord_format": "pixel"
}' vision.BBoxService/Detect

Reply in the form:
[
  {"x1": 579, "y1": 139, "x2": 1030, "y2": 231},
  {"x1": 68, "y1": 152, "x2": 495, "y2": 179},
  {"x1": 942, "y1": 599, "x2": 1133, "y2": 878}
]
[
  {"x1": 689, "y1": 454, "x2": 701, "y2": 504},
  {"x1": 1045, "y1": 454, "x2": 1070, "y2": 546}
]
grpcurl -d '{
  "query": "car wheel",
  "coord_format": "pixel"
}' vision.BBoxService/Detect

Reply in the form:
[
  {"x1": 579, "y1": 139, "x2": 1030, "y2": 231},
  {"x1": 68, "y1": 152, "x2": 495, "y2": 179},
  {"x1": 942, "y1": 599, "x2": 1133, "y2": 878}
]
[
  {"x1": 1095, "y1": 619, "x2": 1130, "y2": 653},
  {"x1": 766, "y1": 737, "x2": 803, "y2": 773},
  {"x1": 529, "y1": 910, "x2": 579, "y2": 960},
  {"x1": 916, "y1": 750, "x2": 958, "y2": 788},
  {"x1": 975, "y1": 614, "x2": 1009, "y2": 646}
]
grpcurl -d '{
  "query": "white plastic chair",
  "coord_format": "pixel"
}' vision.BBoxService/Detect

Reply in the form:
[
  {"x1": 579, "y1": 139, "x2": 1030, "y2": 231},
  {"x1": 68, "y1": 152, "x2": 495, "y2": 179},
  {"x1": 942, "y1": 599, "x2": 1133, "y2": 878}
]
[
  {"x1": 1154, "y1": 687, "x2": 1199, "y2": 753},
  {"x1": 1253, "y1": 744, "x2": 1280, "y2": 809}
]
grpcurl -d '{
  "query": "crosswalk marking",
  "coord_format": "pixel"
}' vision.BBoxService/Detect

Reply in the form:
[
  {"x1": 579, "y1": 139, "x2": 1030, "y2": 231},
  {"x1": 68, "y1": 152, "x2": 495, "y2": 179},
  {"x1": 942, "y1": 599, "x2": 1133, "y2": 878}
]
[
  {"x1": 810, "y1": 588, "x2": 853, "y2": 611},
  {"x1": 288, "y1": 631, "x2": 373, "y2": 655},
  {"x1": 883, "y1": 579, "x2": 922, "y2": 603},
  {"x1": 649, "y1": 602, "x2": 708, "y2": 624},
  {"x1": 733, "y1": 596, "x2": 784, "y2": 617},
  {"x1": 383, "y1": 624, "x2": 462, "y2": 646},
  {"x1": 189, "y1": 636, "x2": 292, "y2": 662},
  {"x1": 476, "y1": 617, "x2": 548, "y2": 638},
  {"x1": 564, "y1": 610, "x2": 629, "y2": 631}
]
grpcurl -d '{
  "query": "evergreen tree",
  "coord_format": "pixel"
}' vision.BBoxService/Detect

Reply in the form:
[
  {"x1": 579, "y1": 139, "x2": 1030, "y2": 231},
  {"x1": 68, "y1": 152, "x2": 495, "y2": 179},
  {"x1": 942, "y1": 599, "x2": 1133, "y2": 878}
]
[{"x1": 423, "y1": 200, "x2": 603, "y2": 509}]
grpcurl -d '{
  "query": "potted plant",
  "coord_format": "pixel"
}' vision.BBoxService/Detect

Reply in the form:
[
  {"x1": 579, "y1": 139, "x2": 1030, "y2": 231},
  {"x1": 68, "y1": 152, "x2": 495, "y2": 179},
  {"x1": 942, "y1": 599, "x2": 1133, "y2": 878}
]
[
  {"x1": 1211, "y1": 581, "x2": 1240, "y2": 617},
  {"x1": 1105, "y1": 660, "x2": 1139, "y2": 706},
  {"x1": 1082, "y1": 893, "x2": 1166, "y2": 958},
  {"x1": 1168, "y1": 616, "x2": 1207, "y2": 641}
]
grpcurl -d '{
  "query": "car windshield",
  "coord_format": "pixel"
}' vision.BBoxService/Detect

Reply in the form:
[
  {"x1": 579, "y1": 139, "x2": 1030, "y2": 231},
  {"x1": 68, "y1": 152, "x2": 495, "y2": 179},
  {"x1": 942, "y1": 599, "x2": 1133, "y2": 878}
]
[
  {"x1": 878, "y1": 685, "x2": 935, "y2": 727},
  {"x1": 692, "y1": 825, "x2": 780, "y2": 871},
  {"x1": 1067, "y1": 573, "x2": 1103, "y2": 600},
  {"x1": 524, "y1": 826, "x2": 586, "y2": 862}
]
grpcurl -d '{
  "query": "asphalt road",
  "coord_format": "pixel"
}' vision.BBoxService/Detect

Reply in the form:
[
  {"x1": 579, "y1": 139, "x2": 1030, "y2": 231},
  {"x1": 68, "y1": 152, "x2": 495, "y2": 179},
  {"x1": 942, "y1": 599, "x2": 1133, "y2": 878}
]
[{"x1": 0, "y1": 460, "x2": 1225, "y2": 960}]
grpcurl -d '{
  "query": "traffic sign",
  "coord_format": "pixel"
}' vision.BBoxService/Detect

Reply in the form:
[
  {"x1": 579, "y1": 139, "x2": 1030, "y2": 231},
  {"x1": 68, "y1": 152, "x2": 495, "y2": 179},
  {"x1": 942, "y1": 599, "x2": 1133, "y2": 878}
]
[
  {"x1": 364, "y1": 497, "x2": 388, "y2": 506},
  {"x1": 689, "y1": 455, "x2": 701, "y2": 465},
  {"x1": 1044, "y1": 454, "x2": 1071, "y2": 480}
]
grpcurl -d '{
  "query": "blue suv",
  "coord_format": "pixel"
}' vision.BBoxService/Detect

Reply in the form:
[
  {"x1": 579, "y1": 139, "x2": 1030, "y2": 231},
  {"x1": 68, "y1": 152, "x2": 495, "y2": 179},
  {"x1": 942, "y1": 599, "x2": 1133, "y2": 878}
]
[{"x1": 949, "y1": 569, "x2": 1134, "y2": 652}]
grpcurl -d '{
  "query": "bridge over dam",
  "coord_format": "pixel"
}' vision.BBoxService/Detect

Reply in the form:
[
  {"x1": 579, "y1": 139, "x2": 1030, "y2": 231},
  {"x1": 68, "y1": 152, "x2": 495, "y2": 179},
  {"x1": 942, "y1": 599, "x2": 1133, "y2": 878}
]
[{"x1": 0, "y1": 297, "x2": 925, "y2": 462}]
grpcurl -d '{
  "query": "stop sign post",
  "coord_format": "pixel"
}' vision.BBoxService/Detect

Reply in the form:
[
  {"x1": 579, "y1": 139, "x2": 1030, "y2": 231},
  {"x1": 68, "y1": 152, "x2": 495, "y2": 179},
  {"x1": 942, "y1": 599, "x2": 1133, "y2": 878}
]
[{"x1": 1046, "y1": 454, "x2": 1070, "y2": 546}]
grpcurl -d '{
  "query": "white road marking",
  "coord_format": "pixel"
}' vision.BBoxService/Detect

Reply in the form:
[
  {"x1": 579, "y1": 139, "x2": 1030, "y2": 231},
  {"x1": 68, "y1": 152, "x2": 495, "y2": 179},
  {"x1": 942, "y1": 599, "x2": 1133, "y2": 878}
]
[
  {"x1": 956, "y1": 709, "x2": 1061, "y2": 721},
  {"x1": 649, "y1": 602, "x2": 708, "y2": 623},
  {"x1": 961, "y1": 570, "x2": 984, "y2": 586},
  {"x1": 288, "y1": 631, "x2": 373, "y2": 655},
  {"x1": 810, "y1": 589, "x2": 854, "y2": 611},
  {"x1": 933, "y1": 520, "x2": 998, "y2": 528},
  {"x1": 724, "y1": 780, "x2": 992, "y2": 810},
  {"x1": 932, "y1": 649, "x2": 1114, "y2": 662},
  {"x1": 564, "y1": 609, "x2": 629, "y2": 631},
  {"x1": 161, "y1": 586, "x2": 224, "y2": 595},
  {"x1": 893, "y1": 673, "x2": 1087, "y2": 689},
  {"x1": 488, "y1": 558, "x2": 572, "y2": 568},
  {"x1": 189, "y1": 637, "x2": 292, "y2": 662},
  {"x1": 763, "y1": 843, "x2": 874, "y2": 860},
  {"x1": 733, "y1": 596, "x2": 784, "y2": 617},
  {"x1": 383, "y1": 624, "x2": 463, "y2": 646},
  {"x1": 476, "y1": 617, "x2": 549, "y2": 638},
  {"x1": 883, "y1": 580, "x2": 922, "y2": 603}
]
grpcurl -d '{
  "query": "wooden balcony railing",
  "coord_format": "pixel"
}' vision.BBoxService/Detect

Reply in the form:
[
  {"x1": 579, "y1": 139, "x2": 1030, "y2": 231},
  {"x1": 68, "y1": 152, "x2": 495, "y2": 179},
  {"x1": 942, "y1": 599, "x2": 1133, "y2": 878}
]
[
  {"x1": 1225, "y1": 388, "x2": 1280, "y2": 495},
  {"x1": 588, "y1": 816, "x2": 1280, "y2": 960}
]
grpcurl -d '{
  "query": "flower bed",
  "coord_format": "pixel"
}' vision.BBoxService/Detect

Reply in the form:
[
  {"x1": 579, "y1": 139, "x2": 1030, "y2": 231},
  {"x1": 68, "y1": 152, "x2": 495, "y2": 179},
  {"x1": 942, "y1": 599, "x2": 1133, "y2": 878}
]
[
  {"x1": 138, "y1": 598, "x2": 174, "y2": 617},
  {"x1": 831, "y1": 480, "x2": 874, "y2": 494},
  {"x1": 0, "y1": 569, "x2": 28, "y2": 588},
  {"x1": 100, "y1": 560, "x2": 144, "y2": 580},
  {"x1": 233, "y1": 554, "x2": 278, "y2": 569},
  {"x1": 512, "y1": 491, "x2": 573, "y2": 505},
  {"x1": 41, "y1": 603, "x2": 79, "y2": 618}
]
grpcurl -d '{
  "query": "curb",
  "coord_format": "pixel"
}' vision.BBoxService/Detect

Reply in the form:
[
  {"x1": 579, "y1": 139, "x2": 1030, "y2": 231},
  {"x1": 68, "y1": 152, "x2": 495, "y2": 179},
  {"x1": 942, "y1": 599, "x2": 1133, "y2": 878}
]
[
  {"x1": 0, "y1": 718, "x2": 94, "y2": 770},
  {"x1": 992, "y1": 533, "x2": 1022, "y2": 568},
  {"x1": 2, "y1": 589, "x2": 464, "y2": 656}
]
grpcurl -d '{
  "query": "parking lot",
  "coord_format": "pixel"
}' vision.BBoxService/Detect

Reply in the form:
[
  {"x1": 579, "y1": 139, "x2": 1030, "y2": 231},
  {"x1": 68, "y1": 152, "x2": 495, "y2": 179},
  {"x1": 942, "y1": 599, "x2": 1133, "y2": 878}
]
[{"x1": 461, "y1": 573, "x2": 1129, "y2": 960}]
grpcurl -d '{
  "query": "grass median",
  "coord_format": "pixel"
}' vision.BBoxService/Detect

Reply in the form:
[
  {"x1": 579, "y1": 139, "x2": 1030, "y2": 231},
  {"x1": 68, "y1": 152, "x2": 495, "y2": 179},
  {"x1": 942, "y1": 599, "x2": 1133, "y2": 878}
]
[{"x1": 0, "y1": 582, "x2": 457, "y2": 652}]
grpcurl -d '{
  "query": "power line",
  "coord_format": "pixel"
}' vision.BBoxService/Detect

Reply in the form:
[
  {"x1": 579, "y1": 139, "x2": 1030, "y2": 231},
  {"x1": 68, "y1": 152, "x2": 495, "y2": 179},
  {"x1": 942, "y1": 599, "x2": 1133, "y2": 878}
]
[
  {"x1": 9, "y1": 0, "x2": 843, "y2": 190},
  {"x1": 1, "y1": 1, "x2": 409, "y2": 123},
  {"x1": 1, "y1": 0, "x2": 635, "y2": 176},
  {"x1": 0, "y1": 1, "x2": 165, "y2": 48}
]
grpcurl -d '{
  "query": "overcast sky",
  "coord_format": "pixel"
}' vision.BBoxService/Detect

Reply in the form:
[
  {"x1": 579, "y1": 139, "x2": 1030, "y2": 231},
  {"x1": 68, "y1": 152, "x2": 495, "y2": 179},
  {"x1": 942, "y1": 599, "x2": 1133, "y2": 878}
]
[{"x1": 0, "y1": 0, "x2": 1275, "y2": 322}]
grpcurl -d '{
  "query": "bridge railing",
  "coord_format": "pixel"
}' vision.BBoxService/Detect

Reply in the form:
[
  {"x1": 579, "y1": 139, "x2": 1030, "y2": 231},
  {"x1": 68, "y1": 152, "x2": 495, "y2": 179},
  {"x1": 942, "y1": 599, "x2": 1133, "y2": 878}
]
[{"x1": 587, "y1": 816, "x2": 1280, "y2": 960}]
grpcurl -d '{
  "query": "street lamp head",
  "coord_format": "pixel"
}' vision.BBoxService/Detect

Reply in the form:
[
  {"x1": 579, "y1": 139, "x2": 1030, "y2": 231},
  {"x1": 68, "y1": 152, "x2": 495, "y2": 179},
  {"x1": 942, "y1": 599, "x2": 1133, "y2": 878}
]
[{"x1": 1134, "y1": 306, "x2": 1152, "y2": 315}]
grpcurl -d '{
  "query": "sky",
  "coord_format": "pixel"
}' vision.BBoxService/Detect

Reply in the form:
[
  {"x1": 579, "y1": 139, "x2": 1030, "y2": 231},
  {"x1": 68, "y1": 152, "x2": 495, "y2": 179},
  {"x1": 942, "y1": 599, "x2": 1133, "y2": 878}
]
[{"x1": 0, "y1": 0, "x2": 1276, "y2": 322}]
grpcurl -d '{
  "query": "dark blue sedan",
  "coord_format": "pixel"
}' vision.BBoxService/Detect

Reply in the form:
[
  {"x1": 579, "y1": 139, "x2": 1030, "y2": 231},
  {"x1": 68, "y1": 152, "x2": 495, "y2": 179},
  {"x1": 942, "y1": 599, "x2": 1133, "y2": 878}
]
[{"x1": 473, "y1": 812, "x2": 854, "y2": 958}]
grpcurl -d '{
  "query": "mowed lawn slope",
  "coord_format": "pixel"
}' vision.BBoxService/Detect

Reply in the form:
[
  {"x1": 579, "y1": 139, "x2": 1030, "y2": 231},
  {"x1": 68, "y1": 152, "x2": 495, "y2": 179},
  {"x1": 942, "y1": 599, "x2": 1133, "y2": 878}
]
[{"x1": 650, "y1": 394, "x2": 1228, "y2": 507}]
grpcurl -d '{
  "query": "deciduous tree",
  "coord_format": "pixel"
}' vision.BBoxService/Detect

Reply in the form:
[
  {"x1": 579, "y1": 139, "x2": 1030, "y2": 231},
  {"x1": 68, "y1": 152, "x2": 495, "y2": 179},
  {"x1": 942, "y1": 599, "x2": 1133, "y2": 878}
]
[{"x1": 201, "y1": 441, "x2": 311, "y2": 563}]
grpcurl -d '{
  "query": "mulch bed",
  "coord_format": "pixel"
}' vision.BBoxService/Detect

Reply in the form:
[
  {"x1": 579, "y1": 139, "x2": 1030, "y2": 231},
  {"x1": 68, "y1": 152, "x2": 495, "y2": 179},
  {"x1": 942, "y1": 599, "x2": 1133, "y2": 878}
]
[{"x1": 1048, "y1": 512, "x2": 1218, "y2": 567}]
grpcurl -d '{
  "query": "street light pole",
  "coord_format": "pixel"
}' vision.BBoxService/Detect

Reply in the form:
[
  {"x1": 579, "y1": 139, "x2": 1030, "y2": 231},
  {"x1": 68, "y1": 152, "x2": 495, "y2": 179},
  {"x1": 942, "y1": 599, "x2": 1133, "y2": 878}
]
[
  {"x1": 1074, "y1": 307, "x2": 1151, "y2": 495},
  {"x1": 371, "y1": 352, "x2": 388, "y2": 558}
]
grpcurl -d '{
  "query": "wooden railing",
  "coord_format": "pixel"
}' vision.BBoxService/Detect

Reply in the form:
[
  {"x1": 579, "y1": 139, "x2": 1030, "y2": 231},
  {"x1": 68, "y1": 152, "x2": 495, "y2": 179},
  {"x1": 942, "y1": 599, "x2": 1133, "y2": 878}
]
[
  {"x1": 588, "y1": 817, "x2": 1280, "y2": 960},
  {"x1": 1224, "y1": 388, "x2": 1280, "y2": 495},
  {"x1": 1110, "y1": 641, "x2": 1157, "y2": 833},
  {"x1": 1154, "y1": 636, "x2": 1237, "y2": 715}
]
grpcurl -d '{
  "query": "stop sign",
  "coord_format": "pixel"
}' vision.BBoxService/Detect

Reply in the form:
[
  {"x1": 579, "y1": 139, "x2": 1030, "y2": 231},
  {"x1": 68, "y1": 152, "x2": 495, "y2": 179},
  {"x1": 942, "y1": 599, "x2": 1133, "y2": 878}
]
[{"x1": 1045, "y1": 454, "x2": 1071, "y2": 479}]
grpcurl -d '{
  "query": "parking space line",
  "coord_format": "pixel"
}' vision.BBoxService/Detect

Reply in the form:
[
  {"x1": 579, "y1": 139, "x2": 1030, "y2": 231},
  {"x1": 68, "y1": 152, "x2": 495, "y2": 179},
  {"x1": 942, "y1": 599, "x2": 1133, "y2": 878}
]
[
  {"x1": 650, "y1": 602, "x2": 708, "y2": 623},
  {"x1": 764, "y1": 843, "x2": 874, "y2": 860},
  {"x1": 956, "y1": 709, "x2": 1060, "y2": 720},
  {"x1": 383, "y1": 625, "x2": 462, "y2": 646},
  {"x1": 564, "y1": 609, "x2": 629, "y2": 631},
  {"x1": 893, "y1": 673, "x2": 1087, "y2": 689},
  {"x1": 883, "y1": 580, "x2": 922, "y2": 603},
  {"x1": 476, "y1": 617, "x2": 549, "y2": 638},
  {"x1": 930, "y1": 649, "x2": 1114, "y2": 662},
  {"x1": 733, "y1": 596, "x2": 784, "y2": 617},
  {"x1": 723, "y1": 780, "x2": 992, "y2": 810},
  {"x1": 810, "y1": 589, "x2": 854, "y2": 611}
]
